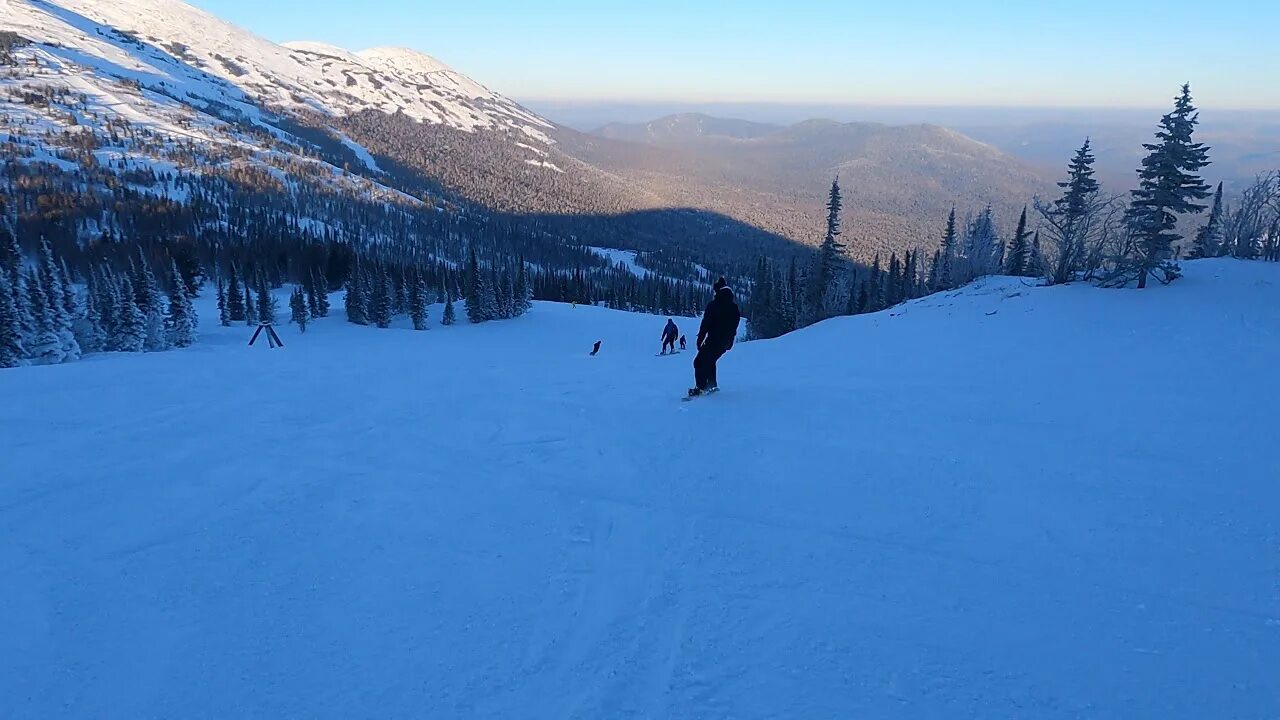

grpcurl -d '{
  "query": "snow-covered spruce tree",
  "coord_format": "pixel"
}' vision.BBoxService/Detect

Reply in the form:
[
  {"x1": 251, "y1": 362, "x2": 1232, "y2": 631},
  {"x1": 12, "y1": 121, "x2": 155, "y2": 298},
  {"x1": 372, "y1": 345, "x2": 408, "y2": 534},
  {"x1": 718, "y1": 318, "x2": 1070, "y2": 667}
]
[
  {"x1": 962, "y1": 206, "x2": 1000, "y2": 280},
  {"x1": 95, "y1": 268, "x2": 118, "y2": 348},
  {"x1": 304, "y1": 269, "x2": 323, "y2": 318},
  {"x1": 1187, "y1": 181, "x2": 1225, "y2": 259},
  {"x1": 226, "y1": 264, "x2": 245, "y2": 321},
  {"x1": 465, "y1": 247, "x2": 486, "y2": 323},
  {"x1": 442, "y1": 294, "x2": 456, "y2": 326},
  {"x1": 170, "y1": 241, "x2": 202, "y2": 298},
  {"x1": 216, "y1": 277, "x2": 230, "y2": 326},
  {"x1": 0, "y1": 207, "x2": 25, "y2": 333},
  {"x1": 371, "y1": 269, "x2": 393, "y2": 328},
  {"x1": 114, "y1": 275, "x2": 146, "y2": 353},
  {"x1": 410, "y1": 275, "x2": 429, "y2": 330},
  {"x1": 132, "y1": 250, "x2": 162, "y2": 317},
  {"x1": 289, "y1": 286, "x2": 309, "y2": 333},
  {"x1": 143, "y1": 307, "x2": 167, "y2": 352},
  {"x1": 393, "y1": 270, "x2": 408, "y2": 316},
  {"x1": 57, "y1": 259, "x2": 78, "y2": 321},
  {"x1": 515, "y1": 257, "x2": 533, "y2": 316},
  {"x1": 865, "y1": 255, "x2": 883, "y2": 312},
  {"x1": 1005, "y1": 206, "x2": 1032, "y2": 276},
  {"x1": 25, "y1": 268, "x2": 63, "y2": 365},
  {"x1": 497, "y1": 268, "x2": 513, "y2": 320},
  {"x1": 805, "y1": 177, "x2": 845, "y2": 325},
  {"x1": 315, "y1": 271, "x2": 331, "y2": 318},
  {"x1": 1036, "y1": 139, "x2": 1105, "y2": 286},
  {"x1": 37, "y1": 238, "x2": 79, "y2": 361},
  {"x1": 256, "y1": 275, "x2": 277, "y2": 325},
  {"x1": 481, "y1": 270, "x2": 501, "y2": 321},
  {"x1": 1122, "y1": 84, "x2": 1212, "y2": 288},
  {"x1": 77, "y1": 289, "x2": 105, "y2": 354},
  {"x1": 166, "y1": 259, "x2": 197, "y2": 348},
  {"x1": 939, "y1": 208, "x2": 958, "y2": 290},
  {"x1": 344, "y1": 263, "x2": 367, "y2": 325},
  {"x1": 0, "y1": 269, "x2": 26, "y2": 367},
  {"x1": 243, "y1": 282, "x2": 258, "y2": 325}
]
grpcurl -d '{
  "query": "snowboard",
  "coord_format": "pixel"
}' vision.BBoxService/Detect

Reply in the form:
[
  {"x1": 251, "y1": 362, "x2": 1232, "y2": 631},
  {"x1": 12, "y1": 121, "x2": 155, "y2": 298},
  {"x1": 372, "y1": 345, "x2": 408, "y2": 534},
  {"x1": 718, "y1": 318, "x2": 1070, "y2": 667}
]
[{"x1": 681, "y1": 388, "x2": 719, "y2": 402}]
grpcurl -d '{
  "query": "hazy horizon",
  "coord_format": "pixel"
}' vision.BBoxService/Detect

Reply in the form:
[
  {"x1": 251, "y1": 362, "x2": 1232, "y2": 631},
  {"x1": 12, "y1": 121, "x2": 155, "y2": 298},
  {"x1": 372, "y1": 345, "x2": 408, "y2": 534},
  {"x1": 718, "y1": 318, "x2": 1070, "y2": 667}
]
[{"x1": 189, "y1": 0, "x2": 1280, "y2": 111}]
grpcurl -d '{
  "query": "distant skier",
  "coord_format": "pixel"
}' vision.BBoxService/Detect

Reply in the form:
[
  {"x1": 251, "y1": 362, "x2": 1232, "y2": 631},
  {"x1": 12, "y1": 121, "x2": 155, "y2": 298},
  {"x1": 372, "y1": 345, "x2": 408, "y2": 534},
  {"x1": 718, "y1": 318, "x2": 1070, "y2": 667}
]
[
  {"x1": 660, "y1": 318, "x2": 679, "y2": 355},
  {"x1": 679, "y1": 335, "x2": 687, "y2": 351},
  {"x1": 689, "y1": 277, "x2": 740, "y2": 397}
]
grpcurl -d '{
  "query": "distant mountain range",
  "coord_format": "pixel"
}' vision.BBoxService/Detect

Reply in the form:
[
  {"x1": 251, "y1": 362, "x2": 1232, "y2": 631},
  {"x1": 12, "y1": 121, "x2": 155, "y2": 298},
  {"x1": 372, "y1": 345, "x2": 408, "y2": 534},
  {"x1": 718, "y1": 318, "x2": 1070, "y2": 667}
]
[
  {"x1": 3, "y1": 0, "x2": 1055, "y2": 270},
  {"x1": 573, "y1": 113, "x2": 1051, "y2": 260}
]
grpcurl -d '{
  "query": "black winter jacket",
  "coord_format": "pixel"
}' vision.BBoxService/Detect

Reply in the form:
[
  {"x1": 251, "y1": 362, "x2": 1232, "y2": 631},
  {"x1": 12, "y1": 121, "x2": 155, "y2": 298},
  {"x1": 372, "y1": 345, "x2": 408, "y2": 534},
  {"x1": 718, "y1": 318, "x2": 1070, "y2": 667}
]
[{"x1": 697, "y1": 287, "x2": 741, "y2": 349}]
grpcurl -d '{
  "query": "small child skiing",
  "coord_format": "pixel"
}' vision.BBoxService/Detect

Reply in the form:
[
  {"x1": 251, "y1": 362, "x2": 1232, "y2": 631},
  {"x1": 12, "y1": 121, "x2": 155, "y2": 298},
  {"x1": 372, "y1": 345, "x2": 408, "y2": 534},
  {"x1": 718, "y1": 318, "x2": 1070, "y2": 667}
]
[
  {"x1": 660, "y1": 318, "x2": 679, "y2": 355},
  {"x1": 679, "y1": 335, "x2": 687, "y2": 351}
]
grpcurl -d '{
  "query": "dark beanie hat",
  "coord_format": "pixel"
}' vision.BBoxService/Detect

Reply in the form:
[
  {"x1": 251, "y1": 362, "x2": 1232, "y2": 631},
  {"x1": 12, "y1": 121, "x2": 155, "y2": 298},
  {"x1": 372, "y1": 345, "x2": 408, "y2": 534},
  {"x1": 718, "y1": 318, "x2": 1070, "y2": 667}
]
[{"x1": 714, "y1": 276, "x2": 727, "y2": 291}]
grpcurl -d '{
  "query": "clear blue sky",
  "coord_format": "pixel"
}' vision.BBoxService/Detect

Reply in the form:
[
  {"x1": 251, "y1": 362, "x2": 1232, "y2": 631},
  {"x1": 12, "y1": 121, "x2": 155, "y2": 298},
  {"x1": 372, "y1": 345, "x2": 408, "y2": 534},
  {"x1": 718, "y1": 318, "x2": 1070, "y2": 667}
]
[{"x1": 188, "y1": 0, "x2": 1279, "y2": 109}]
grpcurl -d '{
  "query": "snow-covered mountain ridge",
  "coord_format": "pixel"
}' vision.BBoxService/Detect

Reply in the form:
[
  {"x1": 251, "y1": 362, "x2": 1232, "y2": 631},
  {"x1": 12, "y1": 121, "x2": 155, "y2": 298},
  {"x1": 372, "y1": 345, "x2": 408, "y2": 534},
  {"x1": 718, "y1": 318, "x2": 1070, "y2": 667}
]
[{"x1": 3, "y1": 0, "x2": 551, "y2": 139}]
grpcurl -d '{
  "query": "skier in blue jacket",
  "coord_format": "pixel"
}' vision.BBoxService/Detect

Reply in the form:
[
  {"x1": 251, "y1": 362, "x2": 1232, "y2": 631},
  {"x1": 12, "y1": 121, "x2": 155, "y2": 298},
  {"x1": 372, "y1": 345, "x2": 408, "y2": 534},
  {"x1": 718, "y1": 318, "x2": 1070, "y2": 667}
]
[{"x1": 660, "y1": 318, "x2": 679, "y2": 355}]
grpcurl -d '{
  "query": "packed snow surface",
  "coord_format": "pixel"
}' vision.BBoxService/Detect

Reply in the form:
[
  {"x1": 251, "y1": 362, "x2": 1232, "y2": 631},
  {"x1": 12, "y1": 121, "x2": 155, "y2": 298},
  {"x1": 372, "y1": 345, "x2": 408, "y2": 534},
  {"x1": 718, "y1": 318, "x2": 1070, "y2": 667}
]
[{"x1": 2, "y1": 260, "x2": 1278, "y2": 719}]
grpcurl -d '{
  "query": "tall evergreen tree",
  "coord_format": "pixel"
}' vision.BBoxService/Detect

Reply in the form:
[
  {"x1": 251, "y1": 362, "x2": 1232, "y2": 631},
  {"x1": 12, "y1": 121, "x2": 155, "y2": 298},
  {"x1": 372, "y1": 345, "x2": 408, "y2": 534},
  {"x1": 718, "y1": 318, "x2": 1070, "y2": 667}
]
[
  {"x1": 95, "y1": 268, "x2": 118, "y2": 347},
  {"x1": 867, "y1": 255, "x2": 884, "y2": 311},
  {"x1": 344, "y1": 263, "x2": 367, "y2": 325},
  {"x1": 498, "y1": 269, "x2": 515, "y2": 319},
  {"x1": 1188, "y1": 181, "x2": 1225, "y2": 260},
  {"x1": 1005, "y1": 206, "x2": 1032, "y2": 276},
  {"x1": 371, "y1": 269, "x2": 393, "y2": 328},
  {"x1": 806, "y1": 177, "x2": 846, "y2": 324},
  {"x1": 57, "y1": 259, "x2": 78, "y2": 321},
  {"x1": 1124, "y1": 84, "x2": 1212, "y2": 288},
  {"x1": 466, "y1": 248, "x2": 489, "y2": 323},
  {"x1": 114, "y1": 275, "x2": 146, "y2": 353},
  {"x1": 410, "y1": 275, "x2": 429, "y2": 330},
  {"x1": 38, "y1": 239, "x2": 79, "y2": 361},
  {"x1": 0, "y1": 269, "x2": 25, "y2": 367},
  {"x1": 75, "y1": 284, "x2": 106, "y2": 355},
  {"x1": 1036, "y1": 139, "x2": 1103, "y2": 285},
  {"x1": 515, "y1": 258, "x2": 533, "y2": 316},
  {"x1": 166, "y1": 259, "x2": 197, "y2": 348},
  {"x1": 25, "y1": 268, "x2": 64, "y2": 364},
  {"x1": 939, "y1": 209, "x2": 958, "y2": 290},
  {"x1": 256, "y1": 274, "x2": 277, "y2": 325},
  {"x1": 216, "y1": 277, "x2": 230, "y2": 327},
  {"x1": 289, "y1": 286, "x2": 310, "y2": 332},
  {"x1": 886, "y1": 254, "x2": 902, "y2": 306},
  {"x1": 393, "y1": 270, "x2": 409, "y2": 316},
  {"x1": 243, "y1": 282, "x2": 258, "y2": 325},
  {"x1": 132, "y1": 250, "x2": 162, "y2": 317},
  {"x1": 226, "y1": 264, "x2": 246, "y2": 322},
  {"x1": 442, "y1": 294, "x2": 456, "y2": 326},
  {"x1": 963, "y1": 206, "x2": 1000, "y2": 279}
]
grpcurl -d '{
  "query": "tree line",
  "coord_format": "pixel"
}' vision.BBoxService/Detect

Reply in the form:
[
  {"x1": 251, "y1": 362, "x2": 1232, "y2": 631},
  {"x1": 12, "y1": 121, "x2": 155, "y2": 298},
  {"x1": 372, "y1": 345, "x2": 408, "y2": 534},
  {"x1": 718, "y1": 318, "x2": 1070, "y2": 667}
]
[{"x1": 746, "y1": 84, "x2": 1277, "y2": 340}]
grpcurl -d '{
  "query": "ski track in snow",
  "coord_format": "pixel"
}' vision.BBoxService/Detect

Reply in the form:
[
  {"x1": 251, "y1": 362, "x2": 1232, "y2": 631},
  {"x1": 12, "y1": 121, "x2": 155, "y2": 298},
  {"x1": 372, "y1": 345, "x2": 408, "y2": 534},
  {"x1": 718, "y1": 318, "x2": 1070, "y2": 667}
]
[{"x1": 1, "y1": 260, "x2": 1279, "y2": 719}]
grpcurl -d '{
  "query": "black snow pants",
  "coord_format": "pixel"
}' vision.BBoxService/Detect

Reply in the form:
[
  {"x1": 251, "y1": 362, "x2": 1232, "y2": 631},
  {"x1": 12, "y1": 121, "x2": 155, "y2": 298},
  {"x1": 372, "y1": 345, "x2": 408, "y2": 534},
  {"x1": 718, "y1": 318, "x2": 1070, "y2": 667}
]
[{"x1": 693, "y1": 341, "x2": 729, "y2": 390}]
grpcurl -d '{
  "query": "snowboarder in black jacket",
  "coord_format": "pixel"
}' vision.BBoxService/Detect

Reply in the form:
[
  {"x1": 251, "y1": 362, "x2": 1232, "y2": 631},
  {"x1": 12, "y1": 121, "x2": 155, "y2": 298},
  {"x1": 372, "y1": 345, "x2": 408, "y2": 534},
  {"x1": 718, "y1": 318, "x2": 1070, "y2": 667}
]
[
  {"x1": 690, "y1": 277, "x2": 741, "y2": 396},
  {"x1": 660, "y1": 318, "x2": 679, "y2": 355}
]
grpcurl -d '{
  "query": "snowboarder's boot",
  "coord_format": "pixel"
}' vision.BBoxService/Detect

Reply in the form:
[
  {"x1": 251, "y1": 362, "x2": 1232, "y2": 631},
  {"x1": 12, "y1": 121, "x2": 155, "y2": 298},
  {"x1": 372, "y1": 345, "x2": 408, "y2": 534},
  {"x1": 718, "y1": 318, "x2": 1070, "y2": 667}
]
[{"x1": 687, "y1": 387, "x2": 703, "y2": 398}]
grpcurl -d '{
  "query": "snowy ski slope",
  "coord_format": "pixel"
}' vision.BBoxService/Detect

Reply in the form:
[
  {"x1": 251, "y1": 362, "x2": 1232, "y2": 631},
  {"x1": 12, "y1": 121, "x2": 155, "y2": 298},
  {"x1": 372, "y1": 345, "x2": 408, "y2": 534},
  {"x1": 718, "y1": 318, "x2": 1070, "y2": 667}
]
[{"x1": 1, "y1": 260, "x2": 1278, "y2": 718}]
